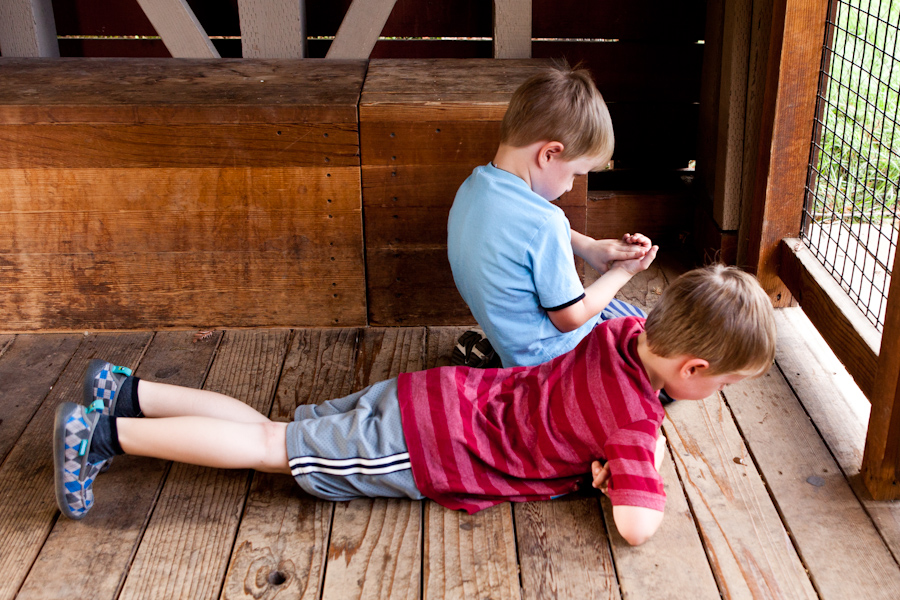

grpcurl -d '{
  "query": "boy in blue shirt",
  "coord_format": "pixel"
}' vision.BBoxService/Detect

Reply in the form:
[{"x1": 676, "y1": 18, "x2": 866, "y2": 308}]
[{"x1": 448, "y1": 64, "x2": 658, "y2": 367}]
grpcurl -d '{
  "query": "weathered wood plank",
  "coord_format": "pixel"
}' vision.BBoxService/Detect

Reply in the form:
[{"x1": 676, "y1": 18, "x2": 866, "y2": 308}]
[
  {"x1": 0, "y1": 124, "x2": 360, "y2": 168},
  {"x1": 238, "y1": 0, "x2": 307, "y2": 58},
  {"x1": 0, "y1": 0, "x2": 58, "y2": 57},
  {"x1": 135, "y1": 0, "x2": 220, "y2": 58},
  {"x1": 779, "y1": 238, "x2": 880, "y2": 397},
  {"x1": 422, "y1": 326, "x2": 520, "y2": 600},
  {"x1": 862, "y1": 239, "x2": 900, "y2": 499},
  {"x1": 326, "y1": 0, "x2": 399, "y2": 59},
  {"x1": 0, "y1": 332, "x2": 152, "y2": 600},
  {"x1": 601, "y1": 450, "x2": 721, "y2": 600},
  {"x1": 663, "y1": 396, "x2": 818, "y2": 599},
  {"x1": 221, "y1": 328, "x2": 360, "y2": 600},
  {"x1": 0, "y1": 59, "x2": 366, "y2": 125},
  {"x1": 321, "y1": 328, "x2": 425, "y2": 600},
  {"x1": 118, "y1": 330, "x2": 291, "y2": 600},
  {"x1": 725, "y1": 353, "x2": 900, "y2": 597},
  {"x1": 0, "y1": 251, "x2": 366, "y2": 330},
  {"x1": 774, "y1": 308, "x2": 900, "y2": 562},
  {"x1": 493, "y1": 0, "x2": 532, "y2": 59},
  {"x1": 516, "y1": 496, "x2": 618, "y2": 600},
  {"x1": 743, "y1": 0, "x2": 829, "y2": 304},
  {"x1": 426, "y1": 503, "x2": 519, "y2": 600},
  {"x1": 0, "y1": 334, "x2": 82, "y2": 463},
  {"x1": 16, "y1": 330, "x2": 222, "y2": 600},
  {"x1": 587, "y1": 190, "x2": 693, "y2": 251},
  {"x1": 0, "y1": 168, "x2": 361, "y2": 253}
]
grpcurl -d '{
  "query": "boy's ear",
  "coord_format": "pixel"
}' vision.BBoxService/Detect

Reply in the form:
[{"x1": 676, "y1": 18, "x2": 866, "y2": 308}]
[
  {"x1": 538, "y1": 141, "x2": 565, "y2": 165},
  {"x1": 680, "y1": 358, "x2": 710, "y2": 378}
]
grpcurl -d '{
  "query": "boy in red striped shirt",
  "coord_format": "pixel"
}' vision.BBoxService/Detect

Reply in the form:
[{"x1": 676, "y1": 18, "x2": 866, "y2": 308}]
[{"x1": 54, "y1": 265, "x2": 776, "y2": 546}]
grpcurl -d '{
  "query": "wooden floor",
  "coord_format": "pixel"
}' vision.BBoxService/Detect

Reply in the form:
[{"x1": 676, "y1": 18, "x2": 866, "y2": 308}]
[{"x1": 3, "y1": 263, "x2": 900, "y2": 599}]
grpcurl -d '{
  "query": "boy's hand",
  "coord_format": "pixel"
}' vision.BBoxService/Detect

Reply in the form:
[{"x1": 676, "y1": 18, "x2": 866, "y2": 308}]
[
  {"x1": 591, "y1": 460, "x2": 611, "y2": 496},
  {"x1": 610, "y1": 244, "x2": 659, "y2": 276},
  {"x1": 579, "y1": 234, "x2": 652, "y2": 275}
]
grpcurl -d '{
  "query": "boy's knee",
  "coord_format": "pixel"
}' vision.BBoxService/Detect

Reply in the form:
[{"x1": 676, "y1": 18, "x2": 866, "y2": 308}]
[{"x1": 258, "y1": 421, "x2": 289, "y2": 473}]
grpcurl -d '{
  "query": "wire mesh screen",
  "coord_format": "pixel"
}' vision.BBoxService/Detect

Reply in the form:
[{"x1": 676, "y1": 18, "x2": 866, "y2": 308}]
[{"x1": 802, "y1": 0, "x2": 899, "y2": 331}]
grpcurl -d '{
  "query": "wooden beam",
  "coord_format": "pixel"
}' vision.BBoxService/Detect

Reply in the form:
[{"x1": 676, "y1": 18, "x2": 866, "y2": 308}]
[
  {"x1": 712, "y1": 0, "x2": 751, "y2": 231},
  {"x1": 779, "y1": 238, "x2": 879, "y2": 398},
  {"x1": 238, "y1": 0, "x2": 306, "y2": 58},
  {"x1": 0, "y1": 0, "x2": 58, "y2": 57},
  {"x1": 862, "y1": 261, "x2": 900, "y2": 500},
  {"x1": 135, "y1": 0, "x2": 219, "y2": 58},
  {"x1": 493, "y1": 0, "x2": 532, "y2": 59},
  {"x1": 326, "y1": 0, "x2": 398, "y2": 60},
  {"x1": 741, "y1": 0, "x2": 829, "y2": 306}
]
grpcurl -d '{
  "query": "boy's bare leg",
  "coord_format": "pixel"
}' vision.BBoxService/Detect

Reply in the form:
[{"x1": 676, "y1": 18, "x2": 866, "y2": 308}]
[
  {"x1": 116, "y1": 416, "x2": 291, "y2": 474},
  {"x1": 137, "y1": 380, "x2": 271, "y2": 424}
]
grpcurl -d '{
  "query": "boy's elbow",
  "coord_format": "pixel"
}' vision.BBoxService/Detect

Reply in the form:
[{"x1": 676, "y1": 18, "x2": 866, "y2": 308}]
[
  {"x1": 612, "y1": 505, "x2": 664, "y2": 546},
  {"x1": 618, "y1": 525, "x2": 656, "y2": 546},
  {"x1": 547, "y1": 305, "x2": 585, "y2": 333}
]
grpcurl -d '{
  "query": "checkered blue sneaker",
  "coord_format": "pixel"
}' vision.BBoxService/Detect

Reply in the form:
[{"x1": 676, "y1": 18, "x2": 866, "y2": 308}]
[
  {"x1": 83, "y1": 359, "x2": 133, "y2": 416},
  {"x1": 53, "y1": 402, "x2": 105, "y2": 520}
]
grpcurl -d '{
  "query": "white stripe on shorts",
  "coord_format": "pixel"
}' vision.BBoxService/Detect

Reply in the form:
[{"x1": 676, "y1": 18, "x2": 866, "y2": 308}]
[
  {"x1": 291, "y1": 461, "x2": 412, "y2": 477},
  {"x1": 289, "y1": 452, "x2": 411, "y2": 477}
]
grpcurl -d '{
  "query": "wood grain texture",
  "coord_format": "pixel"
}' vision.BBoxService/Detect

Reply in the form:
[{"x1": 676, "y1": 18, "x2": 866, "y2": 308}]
[
  {"x1": 221, "y1": 329, "x2": 360, "y2": 600},
  {"x1": 118, "y1": 330, "x2": 290, "y2": 600},
  {"x1": 725, "y1": 363, "x2": 900, "y2": 597},
  {"x1": 0, "y1": 167, "x2": 361, "y2": 253},
  {"x1": 17, "y1": 330, "x2": 222, "y2": 600},
  {"x1": 743, "y1": 0, "x2": 829, "y2": 304},
  {"x1": 516, "y1": 496, "x2": 618, "y2": 600},
  {"x1": 422, "y1": 326, "x2": 520, "y2": 600},
  {"x1": 493, "y1": 0, "x2": 532, "y2": 59},
  {"x1": 0, "y1": 332, "x2": 152, "y2": 600},
  {"x1": 862, "y1": 238, "x2": 900, "y2": 499},
  {"x1": 712, "y1": 0, "x2": 752, "y2": 230},
  {"x1": 774, "y1": 308, "x2": 900, "y2": 560},
  {"x1": 238, "y1": 0, "x2": 307, "y2": 58},
  {"x1": 0, "y1": 123, "x2": 360, "y2": 168},
  {"x1": 602, "y1": 449, "x2": 721, "y2": 600},
  {"x1": 0, "y1": 58, "x2": 366, "y2": 124},
  {"x1": 0, "y1": 0, "x2": 59, "y2": 57},
  {"x1": 321, "y1": 328, "x2": 426, "y2": 600},
  {"x1": 663, "y1": 396, "x2": 818, "y2": 600},
  {"x1": 779, "y1": 238, "x2": 879, "y2": 397},
  {"x1": 135, "y1": 0, "x2": 219, "y2": 58},
  {"x1": 0, "y1": 250, "x2": 366, "y2": 330},
  {"x1": 0, "y1": 333, "x2": 81, "y2": 463},
  {"x1": 587, "y1": 190, "x2": 693, "y2": 248},
  {"x1": 326, "y1": 0, "x2": 399, "y2": 59}
]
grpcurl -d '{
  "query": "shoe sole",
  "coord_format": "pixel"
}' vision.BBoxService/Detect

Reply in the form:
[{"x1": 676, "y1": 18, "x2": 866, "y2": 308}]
[{"x1": 53, "y1": 402, "x2": 87, "y2": 520}]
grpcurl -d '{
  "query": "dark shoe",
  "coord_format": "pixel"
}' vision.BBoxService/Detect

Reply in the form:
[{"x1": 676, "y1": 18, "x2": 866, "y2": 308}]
[
  {"x1": 53, "y1": 402, "x2": 105, "y2": 520},
  {"x1": 82, "y1": 359, "x2": 133, "y2": 416}
]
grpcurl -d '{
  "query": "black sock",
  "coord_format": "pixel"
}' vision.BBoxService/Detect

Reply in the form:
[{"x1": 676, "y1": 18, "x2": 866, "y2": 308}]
[
  {"x1": 113, "y1": 376, "x2": 143, "y2": 418},
  {"x1": 88, "y1": 415, "x2": 125, "y2": 464}
]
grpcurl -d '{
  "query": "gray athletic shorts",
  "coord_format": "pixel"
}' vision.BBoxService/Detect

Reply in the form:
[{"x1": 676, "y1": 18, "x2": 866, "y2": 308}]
[{"x1": 286, "y1": 378, "x2": 425, "y2": 502}]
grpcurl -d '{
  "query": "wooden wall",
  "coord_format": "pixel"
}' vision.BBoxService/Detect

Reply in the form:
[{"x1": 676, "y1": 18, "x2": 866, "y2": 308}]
[{"x1": 0, "y1": 59, "x2": 368, "y2": 330}]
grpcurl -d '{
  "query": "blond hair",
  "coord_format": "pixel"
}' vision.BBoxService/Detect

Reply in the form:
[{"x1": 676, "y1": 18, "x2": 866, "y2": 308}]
[
  {"x1": 644, "y1": 265, "x2": 777, "y2": 376},
  {"x1": 501, "y1": 64, "x2": 614, "y2": 166}
]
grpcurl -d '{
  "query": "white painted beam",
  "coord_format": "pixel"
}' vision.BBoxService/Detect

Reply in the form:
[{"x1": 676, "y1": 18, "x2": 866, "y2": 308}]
[
  {"x1": 493, "y1": 0, "x2": 532, "y2": 59},
  {"x1": 0, "y1": 0, "x2": 59, "y2": 57},
  {"x1": 136, "y1": 0, "x2": 219, "y2": 58},
  {"x1": 326, "y1": 0, "x2": 397, "y2": 59},
  {"x1": 238, "y1": 0, "x2": 306, "y2": 58}
]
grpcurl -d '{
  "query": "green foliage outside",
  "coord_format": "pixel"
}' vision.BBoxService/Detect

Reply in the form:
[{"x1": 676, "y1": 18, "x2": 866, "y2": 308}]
[{"x1": 809, "y1": 0, "x2": 900, "y2": 224}]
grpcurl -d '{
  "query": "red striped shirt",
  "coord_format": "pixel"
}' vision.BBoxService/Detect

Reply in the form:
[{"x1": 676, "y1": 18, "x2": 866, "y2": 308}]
[{"x1": 397, "y1": 317, "x2": 666, "y2": 514}]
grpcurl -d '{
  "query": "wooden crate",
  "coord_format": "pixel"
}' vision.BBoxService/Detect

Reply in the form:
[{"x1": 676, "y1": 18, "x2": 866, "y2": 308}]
[
  {"x1": 0, "y1": 58, "x2": 367, "y2": 330},
  {"x1": 360, "y1": 58, "x2": 588, "y2": 326}
]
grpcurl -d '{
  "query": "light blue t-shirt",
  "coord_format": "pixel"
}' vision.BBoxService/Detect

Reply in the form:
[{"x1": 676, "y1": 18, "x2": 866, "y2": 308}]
[{"x1": 447, "y1": 163, "x2": 601, "y2": 367}]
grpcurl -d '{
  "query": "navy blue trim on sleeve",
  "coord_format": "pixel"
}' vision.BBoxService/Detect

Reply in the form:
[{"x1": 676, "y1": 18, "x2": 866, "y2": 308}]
[{"x1": 542, "y1": 293, "x2": 585, "y2": 312}]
